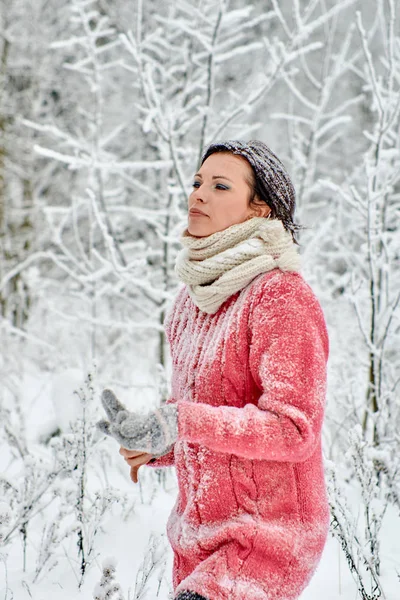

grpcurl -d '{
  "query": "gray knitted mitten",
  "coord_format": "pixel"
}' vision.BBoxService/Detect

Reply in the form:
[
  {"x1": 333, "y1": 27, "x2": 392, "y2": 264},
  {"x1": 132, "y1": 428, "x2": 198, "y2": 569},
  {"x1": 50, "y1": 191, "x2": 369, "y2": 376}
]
[{"x1": 96, "y1": 389, "x2": 178, "y2": 457}]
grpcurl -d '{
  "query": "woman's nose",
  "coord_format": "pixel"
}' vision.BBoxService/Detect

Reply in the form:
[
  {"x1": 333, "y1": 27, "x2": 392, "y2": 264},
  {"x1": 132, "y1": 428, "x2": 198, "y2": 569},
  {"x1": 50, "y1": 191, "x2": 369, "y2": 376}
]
[{"x1": 191, "y1": 187, "x2": 207, "y2": 203}]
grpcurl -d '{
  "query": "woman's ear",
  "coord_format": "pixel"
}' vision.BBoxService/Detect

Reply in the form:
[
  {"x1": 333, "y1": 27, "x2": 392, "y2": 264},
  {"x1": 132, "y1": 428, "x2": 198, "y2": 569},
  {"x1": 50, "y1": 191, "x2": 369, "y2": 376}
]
[
  {"x1": 260, "y1": 205, "x2": 271, "y2": 218},
  {"x1": 251, "y1": 203, "x2": 271, "y2": 218}
]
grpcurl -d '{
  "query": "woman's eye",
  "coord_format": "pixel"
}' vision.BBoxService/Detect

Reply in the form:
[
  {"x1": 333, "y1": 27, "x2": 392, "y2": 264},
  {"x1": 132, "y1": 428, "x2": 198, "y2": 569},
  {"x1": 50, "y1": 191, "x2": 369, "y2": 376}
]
[{"x1": 191, "y1": 181, "x2": 229, "y2": 190}]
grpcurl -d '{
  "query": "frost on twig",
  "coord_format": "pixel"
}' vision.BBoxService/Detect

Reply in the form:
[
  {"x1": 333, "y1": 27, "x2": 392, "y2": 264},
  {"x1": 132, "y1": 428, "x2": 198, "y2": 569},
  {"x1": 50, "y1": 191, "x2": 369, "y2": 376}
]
[
  {"x1": 63, "y1": 371, "x2": 128, "y2": 588},
  {"x1": 326, "y1": 422, "x2": 394, "y2": 599},
  {"x1": 0, "y1": 553, "x2": 11, "y2": 600},
  {"x1": 131, "y1": 532, "x2": 169, "y2": 599},
  {"x1": 93, "y1": 556, "x2": 125, "y2": 600}
]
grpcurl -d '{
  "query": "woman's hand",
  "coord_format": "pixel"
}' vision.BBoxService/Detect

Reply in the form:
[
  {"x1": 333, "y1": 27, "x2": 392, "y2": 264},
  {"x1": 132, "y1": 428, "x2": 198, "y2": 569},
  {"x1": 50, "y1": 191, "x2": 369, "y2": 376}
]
[
  {"x1": 97, "y1": 389, "x2": 178, "y2": 456},
  {"x1": 119, "y1": 447, "x2": 153, "y2": 483}
]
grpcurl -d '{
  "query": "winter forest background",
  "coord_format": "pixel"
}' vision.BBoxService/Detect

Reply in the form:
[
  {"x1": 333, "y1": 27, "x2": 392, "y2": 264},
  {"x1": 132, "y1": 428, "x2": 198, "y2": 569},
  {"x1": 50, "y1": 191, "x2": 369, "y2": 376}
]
[{"x1": 1, "y1": 0, "x2": 399, "y2": 598}]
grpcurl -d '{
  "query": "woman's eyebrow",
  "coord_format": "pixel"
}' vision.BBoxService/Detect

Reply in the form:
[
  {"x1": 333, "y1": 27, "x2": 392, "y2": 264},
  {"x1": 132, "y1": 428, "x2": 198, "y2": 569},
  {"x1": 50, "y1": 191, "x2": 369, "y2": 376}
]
[
  {"x1": 194, "y1": 173, "x2": 233, "y2": 182},
  {"x1": 212, "y1": 175, "x2": 233, "y2": 182}
]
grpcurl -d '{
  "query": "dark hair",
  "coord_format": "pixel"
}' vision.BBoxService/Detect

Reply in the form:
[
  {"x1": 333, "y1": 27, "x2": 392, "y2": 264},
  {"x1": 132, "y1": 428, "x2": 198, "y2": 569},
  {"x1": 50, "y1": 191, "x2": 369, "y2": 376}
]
[{"x1": 201, "y1": 139, "x2": 301, "y2": 243}]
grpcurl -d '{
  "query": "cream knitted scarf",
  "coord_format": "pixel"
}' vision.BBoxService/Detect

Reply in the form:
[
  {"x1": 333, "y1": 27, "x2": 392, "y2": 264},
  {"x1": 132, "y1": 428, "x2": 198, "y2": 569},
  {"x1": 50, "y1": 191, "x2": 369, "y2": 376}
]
[{"x1": 174, "y1": 217, "x2": 301, "y2": 314}]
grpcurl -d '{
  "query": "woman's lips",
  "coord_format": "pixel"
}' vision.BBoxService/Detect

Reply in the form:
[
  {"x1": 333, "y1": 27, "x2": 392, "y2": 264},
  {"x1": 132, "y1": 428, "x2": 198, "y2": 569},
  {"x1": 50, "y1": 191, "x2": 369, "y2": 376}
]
[{"x1": 189, "y1": 211, "x2": 208, "y2": 217}]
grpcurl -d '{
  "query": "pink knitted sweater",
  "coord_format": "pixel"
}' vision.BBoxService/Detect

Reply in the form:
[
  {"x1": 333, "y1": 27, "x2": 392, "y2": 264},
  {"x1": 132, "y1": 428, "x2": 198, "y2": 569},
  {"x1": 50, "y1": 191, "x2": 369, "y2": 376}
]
[{"x1": 147, "y1": 269, "x2": 330, "y2": 600}]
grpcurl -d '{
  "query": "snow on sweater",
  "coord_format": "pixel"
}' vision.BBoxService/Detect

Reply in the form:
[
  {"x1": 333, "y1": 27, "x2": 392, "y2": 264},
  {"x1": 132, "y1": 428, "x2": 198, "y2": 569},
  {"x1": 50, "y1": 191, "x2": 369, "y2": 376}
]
[{"x1": 147, "y1": 269, "x2": 330, "y2": 600}]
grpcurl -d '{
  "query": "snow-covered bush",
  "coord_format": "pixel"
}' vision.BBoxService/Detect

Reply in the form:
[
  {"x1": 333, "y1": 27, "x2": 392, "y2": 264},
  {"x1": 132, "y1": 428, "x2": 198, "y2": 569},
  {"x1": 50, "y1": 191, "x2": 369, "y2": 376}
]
[{"x1": 0, "y1": 371, "x2": 133, "y2": 588}]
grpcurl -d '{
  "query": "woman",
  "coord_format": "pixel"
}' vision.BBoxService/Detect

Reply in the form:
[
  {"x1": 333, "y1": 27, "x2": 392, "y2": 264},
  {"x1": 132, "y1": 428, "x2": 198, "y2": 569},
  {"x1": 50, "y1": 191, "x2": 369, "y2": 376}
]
[{"x1": 97, "y1": 140, "x2": 330, "y2": 600}]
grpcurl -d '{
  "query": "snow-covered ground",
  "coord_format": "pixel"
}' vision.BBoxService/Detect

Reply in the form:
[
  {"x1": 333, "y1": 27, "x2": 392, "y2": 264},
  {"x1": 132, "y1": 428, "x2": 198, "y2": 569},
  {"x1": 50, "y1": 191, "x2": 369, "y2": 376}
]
[
  {"x1": 4, "y1": 463, "x2": 398, "y2": 600},
  {"x1": 1, "y1": 368, "x2": 399, "y2": 600},
  {"x1": 1, "y1": 490, "x2": 358, "y2": 600},
  {"x1": 0, "y1": 444, "x2": 361, "y2": 600}
]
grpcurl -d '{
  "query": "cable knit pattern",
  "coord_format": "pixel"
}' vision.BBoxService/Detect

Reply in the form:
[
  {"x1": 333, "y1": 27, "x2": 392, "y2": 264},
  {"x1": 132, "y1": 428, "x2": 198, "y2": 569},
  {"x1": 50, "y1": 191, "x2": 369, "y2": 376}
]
[
  {"x1": 174, "y1": 217, "x2": 300, "y2": 314},
  {"x1": 147, "y1": 269, "x2": 330, "y2": 600}
]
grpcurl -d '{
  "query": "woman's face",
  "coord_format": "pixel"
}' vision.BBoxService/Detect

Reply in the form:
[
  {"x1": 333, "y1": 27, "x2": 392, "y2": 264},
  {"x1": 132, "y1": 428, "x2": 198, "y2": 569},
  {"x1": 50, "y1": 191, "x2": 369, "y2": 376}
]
[{"x1": 187, "y1": 152, "x2": 270, "y2": 237}]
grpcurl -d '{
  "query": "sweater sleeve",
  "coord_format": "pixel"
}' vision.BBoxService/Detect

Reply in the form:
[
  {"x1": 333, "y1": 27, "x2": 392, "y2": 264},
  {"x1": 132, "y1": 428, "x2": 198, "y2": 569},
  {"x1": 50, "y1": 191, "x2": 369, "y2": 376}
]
[
  {"x1": 146, "y1": 448, "x2": 175, "y2": 468},
  {"x1": 177, "y1": 274, "x2": 329, "y2": 462}
]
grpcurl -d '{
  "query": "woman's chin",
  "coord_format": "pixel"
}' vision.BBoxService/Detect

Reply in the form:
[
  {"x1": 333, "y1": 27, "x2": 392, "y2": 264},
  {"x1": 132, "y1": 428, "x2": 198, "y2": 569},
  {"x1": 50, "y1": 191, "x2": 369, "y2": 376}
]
[{"x1": 188, "y1": 221, "x2": 211, "y2": 237}]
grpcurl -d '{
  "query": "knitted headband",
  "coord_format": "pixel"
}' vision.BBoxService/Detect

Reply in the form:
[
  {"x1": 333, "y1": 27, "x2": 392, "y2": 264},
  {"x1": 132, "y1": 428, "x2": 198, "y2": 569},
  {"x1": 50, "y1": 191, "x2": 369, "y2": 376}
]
[{"x1": 201, "y1": 140, "x2": 300, "y2": 240}]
